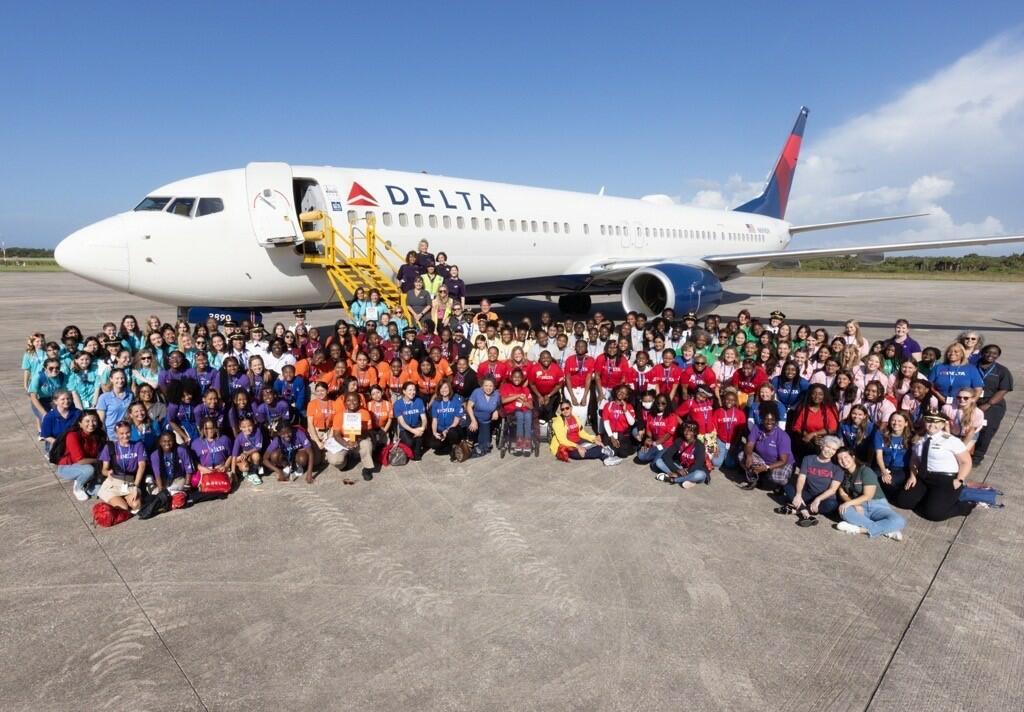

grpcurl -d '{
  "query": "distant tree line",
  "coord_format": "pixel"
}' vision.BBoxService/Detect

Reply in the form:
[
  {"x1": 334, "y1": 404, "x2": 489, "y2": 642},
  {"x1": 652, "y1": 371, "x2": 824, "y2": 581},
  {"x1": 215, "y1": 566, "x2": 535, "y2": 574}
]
[
  {"x1": 793, "y1": 253, "x2": 1024, "y2": 274},
  {"x1": 3, "y1": 247, "x2": 55, "y2": 258}
]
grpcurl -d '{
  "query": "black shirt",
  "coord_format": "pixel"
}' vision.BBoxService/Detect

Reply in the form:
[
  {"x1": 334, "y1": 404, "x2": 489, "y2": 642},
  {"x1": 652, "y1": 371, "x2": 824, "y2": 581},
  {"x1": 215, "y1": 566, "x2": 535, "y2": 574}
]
[{"x1": 978, "y1": 361, "x2": 1013, "y2": 409}]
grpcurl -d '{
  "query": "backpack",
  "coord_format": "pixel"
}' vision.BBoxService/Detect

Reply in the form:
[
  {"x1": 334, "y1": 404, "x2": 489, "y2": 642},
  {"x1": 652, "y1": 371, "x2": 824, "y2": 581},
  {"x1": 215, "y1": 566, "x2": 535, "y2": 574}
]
[
  {"x1": 452, "y1": 439, "x2": 473, "y2": 463},
  {"x1": 93, "y1": 502, "x2": 133, "y2": 528},
  {"x1": 959, "y1": 485, "x2": 1004, "y2": 507},
  {"x1": 47, "y1": 416, "x2": 86, "y2": 465},
  {"x1": 137, "y1": 490, "x2": 172, "y2": 520}
]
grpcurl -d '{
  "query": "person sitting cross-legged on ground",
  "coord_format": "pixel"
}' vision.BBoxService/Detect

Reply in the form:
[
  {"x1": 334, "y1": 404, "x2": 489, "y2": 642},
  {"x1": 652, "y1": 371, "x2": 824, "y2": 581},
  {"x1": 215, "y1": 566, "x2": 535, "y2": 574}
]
[
  {"x1": 776, "y1": 434, "x2": 842, "y2": 527},
  {"x1": 550, "y1": 401, "x2": 621, "y2": 466},
  {"x1": 834, "y1": 447, "x2": 907, "y2": 541},
  {"x1": 652, "y1": 420, "x2": 710, "y2": 489}
]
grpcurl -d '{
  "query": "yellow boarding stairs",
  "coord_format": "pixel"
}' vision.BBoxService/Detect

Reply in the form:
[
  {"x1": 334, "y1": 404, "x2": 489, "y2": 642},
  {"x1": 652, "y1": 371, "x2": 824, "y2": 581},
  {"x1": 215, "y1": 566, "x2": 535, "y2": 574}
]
[{"x1": 299, "y1": 211, "x2": 411, "y2": 323}]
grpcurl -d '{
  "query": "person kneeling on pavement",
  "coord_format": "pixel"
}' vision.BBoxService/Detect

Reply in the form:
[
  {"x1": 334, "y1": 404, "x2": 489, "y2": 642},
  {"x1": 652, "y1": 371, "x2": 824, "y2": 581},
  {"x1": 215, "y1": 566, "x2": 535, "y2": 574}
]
[{"x1": 325, "y1": 392, "x2": 375, "y2": 484}]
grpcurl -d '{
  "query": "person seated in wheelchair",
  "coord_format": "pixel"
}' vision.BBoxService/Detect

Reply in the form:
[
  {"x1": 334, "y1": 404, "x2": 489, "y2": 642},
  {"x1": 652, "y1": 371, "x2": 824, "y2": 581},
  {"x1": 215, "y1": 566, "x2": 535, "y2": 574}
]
[
  {"x1": 499, "y1": 368, "x2": 535, "y2": 456},
  {"x1": 600, "y1": 384, "x2": 638, "y2": 458},
  {"x1": 466, "y1": 376, "x2": 501, "y2": 457},
  {"x1": 428, "y1": 378, "x2": 466, "y2": 460},
  {"x1": 528, "y1": 350, "x2": 563, "y2": 426},
  {"x1": 550, "y1": 401, "x2": 623, "y2": 466}
]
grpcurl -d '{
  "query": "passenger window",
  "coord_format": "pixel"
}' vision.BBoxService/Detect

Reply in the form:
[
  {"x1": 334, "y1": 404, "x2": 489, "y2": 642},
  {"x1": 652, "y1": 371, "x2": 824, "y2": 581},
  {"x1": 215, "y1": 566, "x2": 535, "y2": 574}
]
[
  {"x1": 564, "y1": 222, "x2": 570, "y2": 234},
  {"x1": 196, "y1": 198, "x2": 223, "y2": 216},
  {"x1": 510, "y1": 220, "x2": 517, "y2": 232},
  {"x1": 600, "y1": 225, "x2": 605, "y2": 236},
  {"x1": 531, "y1": 220, "x2": 538, "y2": 232},
  {"x1": 553, "y1": 222, "x2": 560, "y2": 234},
  {"x1": 584, "y1": 224, "x2": 589, "y2": 235},
  {"x1": 168, "y1": 198, "x2": 196, "y2": 217},
  {"x1": 399, "y1": 213, "x2": 409, "y2": 227},
  {"x1": 429, "y1": 215, "x2": 438, "y2": 228},
  {"x1": 542, "y1": 221, "x2": 549, "y2": 233},
  {"x1": 497, "y1": 218, "x2": 505, "y2": 231},
  {"x1": 614, "y1": 226, "x2": 621, "y2": 237},
  {"x1": 457, "y1": 216, "x2": 465, "y2": 229},
  {"x1": 521, "y1": 220, "x2": 528, "y2": 232},
  {"x1": 414, "y1": 214, "x2": 423, "y2": 228},
  {"x1": 347, "y1": 210, "x2": 358, "y2": 224},
  {"x1": 443, "y1": 215, "x2": 451, "y2": 229},
  {"x1": 134, "y1": 196, "x2": 171, "y2": 211},
  {"x1": 382, "y1": 212, "x2": 392, "y2": 226},
  {"x1": 472, "y1": 217, "x2": 479, "y2": 229}
]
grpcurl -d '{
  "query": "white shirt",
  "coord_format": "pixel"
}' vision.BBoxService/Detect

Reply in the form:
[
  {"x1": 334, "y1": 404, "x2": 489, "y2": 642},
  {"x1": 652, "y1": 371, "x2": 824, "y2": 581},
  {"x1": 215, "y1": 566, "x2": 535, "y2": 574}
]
[
  {"x1": 263, "y1": 351, "x2": 297, "y2": 374},
  {"x1": 913, "y1": 432, "x2": 966, "y2": 474}
]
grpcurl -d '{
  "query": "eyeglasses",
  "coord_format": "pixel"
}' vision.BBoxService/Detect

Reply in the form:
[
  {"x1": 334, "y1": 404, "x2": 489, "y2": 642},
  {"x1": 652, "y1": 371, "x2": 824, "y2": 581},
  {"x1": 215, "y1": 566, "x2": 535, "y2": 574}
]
[
  {"x1": 957, "y1": 396, "x2": 972, "y2": 400},
  {"x1": 140, "y1": 357, "x2": 152, "y2": 361},
  {"x1": 695, "y1": 361, "x2": 707, "y2": 365},
  {"x1": 964, "y1": 337, "x2": 978, "y2": 341}
]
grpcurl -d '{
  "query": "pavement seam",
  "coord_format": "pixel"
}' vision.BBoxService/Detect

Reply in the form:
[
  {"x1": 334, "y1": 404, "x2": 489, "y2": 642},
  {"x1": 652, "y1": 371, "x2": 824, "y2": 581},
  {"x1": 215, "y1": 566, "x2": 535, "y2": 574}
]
[
  {"x1": 863, "y1": 403, "x2": 1021, "y2": 711},
  {"x1": 0, "y1": 380, "x2": 211, "y2": 712}
]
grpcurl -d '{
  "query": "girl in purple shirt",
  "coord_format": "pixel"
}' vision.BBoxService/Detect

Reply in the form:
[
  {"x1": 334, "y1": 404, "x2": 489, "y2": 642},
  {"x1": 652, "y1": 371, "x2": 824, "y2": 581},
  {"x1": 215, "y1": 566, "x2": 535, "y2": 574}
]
[
  {"x1": 265, "y1": 423, "x2": 314, "y2": 483},
  {"x1": 255, "y1": 387, "x2": 292, "y2": 430},
  {"x1": 167, "y1": 388, "x2": 199, "y2": 443},
  {"x1": 230, "y1": 416, "x2": 265, "y2": 486},
  {"x1": 218, "y1": 357, "x2": 250, "y2": 402},
  {"x1": 740, "y1": 409, "x2": 793, "y2": 490},
  {"x1": 193, "y1": 389, "x2": 226, "y2": 431},
  {"x1": 149, "y1": 432, "x2": 196, "y2": 492},
  {"x1": 190, "y1": 417, "x2": 233, "y2": 472}
]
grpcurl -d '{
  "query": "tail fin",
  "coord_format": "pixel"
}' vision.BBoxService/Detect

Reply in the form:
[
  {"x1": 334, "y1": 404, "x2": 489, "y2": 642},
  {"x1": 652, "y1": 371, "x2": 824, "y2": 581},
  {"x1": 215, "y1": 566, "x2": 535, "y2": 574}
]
[{"x1": 734, "y1": 106, "x2": 808, "y2": 220}]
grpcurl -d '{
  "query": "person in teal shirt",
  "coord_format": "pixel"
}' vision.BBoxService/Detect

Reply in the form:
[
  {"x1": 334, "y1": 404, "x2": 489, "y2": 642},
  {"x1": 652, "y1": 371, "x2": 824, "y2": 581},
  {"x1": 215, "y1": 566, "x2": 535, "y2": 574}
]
[
  {"x1": 66, "y1": 352, "x2": 101, "y2": 409},
  {"x1": 29, "y1": 358, "x2": 67, "y2": 429}
]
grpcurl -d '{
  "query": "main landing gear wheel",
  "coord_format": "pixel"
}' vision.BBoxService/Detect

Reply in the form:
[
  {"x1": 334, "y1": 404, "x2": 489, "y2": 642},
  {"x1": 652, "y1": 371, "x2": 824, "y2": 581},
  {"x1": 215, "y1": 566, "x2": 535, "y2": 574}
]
[{"x1": 558, "y1": 293, "x2": 591, "y2": 315}]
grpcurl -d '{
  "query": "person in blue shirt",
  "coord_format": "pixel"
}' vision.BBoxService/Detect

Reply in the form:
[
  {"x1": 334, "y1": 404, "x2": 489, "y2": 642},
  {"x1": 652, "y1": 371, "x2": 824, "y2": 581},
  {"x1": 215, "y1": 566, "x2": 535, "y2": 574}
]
[
  {"x1": 29, "y1": 358, "x2": 68, "y2": 431},
  {"x1": 747, "y1": 384, "x2": 788, "y2": 431},
  {"x1": 873, "y1": 411, "x2": 912, "y2": 499},
  {"x1": 21, "y1": 333, "x2": 46, "y2": 392},
  {"x1": 466, "y1": 377, "x2": 501, "y2": 456},
  {"x1": 40, "y1": 390, "x2": 81, "y2": 452},
  {"x1": 125, "y1": 402, "x2": 161, "y2": 452},
  {"x1": 118, "y1": 314, "x2": 146, "y2": 354},
  {"x1": 349, "y1": 286, "x2": 370, "y2": 327},
  {"x1": 95, "y1": 369, "x2": 134, "y2": 439},
  {"x1": 393, "y1": 381, "x2": 427, "y2": 460},
  {"x1": 839, "y1": 405, "x2": 876, "y2": 463},
  {"x1": 931, "y1": 343, "x2": 984, "y2": 399},
  {"x1": 66, "y1": 351, "x2": 101, "y2": 410},
  {"x1": 428, "y1": 379, "x2": 465, "y2": 459},
  {"x1": 771, "y1": 362, "x2": 809, "y2": 414},
  {"x1": 273, "y1": 365, "x2": 308, "y2": 414}
]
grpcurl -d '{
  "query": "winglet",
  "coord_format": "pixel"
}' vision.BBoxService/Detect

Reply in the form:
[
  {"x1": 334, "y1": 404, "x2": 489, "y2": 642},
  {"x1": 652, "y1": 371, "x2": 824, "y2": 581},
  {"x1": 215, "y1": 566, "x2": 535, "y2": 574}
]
[{"x1": 734, "y1": 106, "x2": 808, "y2": 220}]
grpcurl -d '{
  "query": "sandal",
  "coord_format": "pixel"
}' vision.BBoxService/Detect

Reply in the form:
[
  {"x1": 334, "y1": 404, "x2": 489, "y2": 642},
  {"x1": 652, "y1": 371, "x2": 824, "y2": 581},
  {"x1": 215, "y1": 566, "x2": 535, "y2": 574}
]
[
  {"x1": 795, "y1": 508, "x2": 818, "y2": 527},
  {"x1": 773, "y1": 504, "x2": 795, "y2": 515}
]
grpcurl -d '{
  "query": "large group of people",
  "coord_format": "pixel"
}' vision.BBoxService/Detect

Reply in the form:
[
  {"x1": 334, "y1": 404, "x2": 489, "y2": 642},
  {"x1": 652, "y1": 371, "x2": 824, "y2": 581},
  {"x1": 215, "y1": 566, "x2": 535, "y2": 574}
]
[{"x1": 23, "y1": 239, "x2": 1012, "y2": 538}]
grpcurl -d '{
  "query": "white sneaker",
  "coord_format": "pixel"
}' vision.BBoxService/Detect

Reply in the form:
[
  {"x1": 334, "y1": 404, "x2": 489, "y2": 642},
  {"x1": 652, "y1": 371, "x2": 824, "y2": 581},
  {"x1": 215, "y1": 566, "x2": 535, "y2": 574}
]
[
  {"x1": 282, "y1": 465, "x2": 293, "y2": 476},
  {"x1": 836, "y1": 521, "x2": 865, "y2": 535},
  {"x1": 883, "y1": 531, "x2": 904, "y2": 542},
  {"x1": 258, "y1": 466, "x2": 266, "y2": 476},
  {"x1": 72, "y1": 481, "x2": 88, "y2": 501},
  {"x1": 974, "y1": 502, "x2": 991, "y2": 509},
  {"x1": 603, "y1": 456, "x2": 623, "y2": 467}
]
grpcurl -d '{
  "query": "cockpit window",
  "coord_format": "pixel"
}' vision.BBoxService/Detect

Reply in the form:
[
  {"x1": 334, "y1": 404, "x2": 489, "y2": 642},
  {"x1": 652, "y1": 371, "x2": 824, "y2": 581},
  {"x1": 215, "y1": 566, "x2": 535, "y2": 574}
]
[
  {"x1": 134, "y1": 196, "x2": 171, "y2": 211},
  {"x1": 196, "y1": 198, "x2": 224, "y2": 216},
  {"x1": 168, "y1": 198, "x2": 196, "y2": 217}
]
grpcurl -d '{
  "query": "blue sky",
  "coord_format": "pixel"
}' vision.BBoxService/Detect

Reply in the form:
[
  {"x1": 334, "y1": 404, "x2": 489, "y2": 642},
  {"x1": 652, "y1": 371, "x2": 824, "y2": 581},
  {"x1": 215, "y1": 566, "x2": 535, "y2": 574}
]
[{"x1": 2, "y1": 1, "x2": 1023, "y2": 254}]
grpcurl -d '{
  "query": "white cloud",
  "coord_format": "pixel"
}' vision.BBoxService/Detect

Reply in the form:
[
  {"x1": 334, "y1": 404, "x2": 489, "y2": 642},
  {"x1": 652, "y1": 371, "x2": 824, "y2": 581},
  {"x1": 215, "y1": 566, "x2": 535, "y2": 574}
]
[{"x1": 681, "y1": 32, "x2": 1024, "y2": 254}]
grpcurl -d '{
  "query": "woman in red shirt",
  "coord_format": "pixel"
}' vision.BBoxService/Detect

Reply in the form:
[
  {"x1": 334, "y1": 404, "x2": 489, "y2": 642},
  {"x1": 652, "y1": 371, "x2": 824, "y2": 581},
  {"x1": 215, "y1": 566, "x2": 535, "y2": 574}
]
[
  {"x1": 730, "y1": 358, "x2": 769, "y2": 407},
  {"x1": 528, "y1": 350, "x2": 563, "y2": 423},
  {"x1": 710, "y1": 388, "x2": 747, "y2": 470},
  {"x1": 600, "y1": 385, "x2": 637, "y2": 457},
  {"x1": 477, "y1": 346, "x2": 510, "y2": 387},
  {"x1": 787, "y1": 383, "x2": 841, "y2": 462},
  {"x1": 635, "y1": 394, "x2": 678, "y2": 465},
  {"x1": 56, "y1": 410, "x2": 104, "y2": 501},
  {"x1": 499, "y1": 368, "x2": 535, "y2": 456}
]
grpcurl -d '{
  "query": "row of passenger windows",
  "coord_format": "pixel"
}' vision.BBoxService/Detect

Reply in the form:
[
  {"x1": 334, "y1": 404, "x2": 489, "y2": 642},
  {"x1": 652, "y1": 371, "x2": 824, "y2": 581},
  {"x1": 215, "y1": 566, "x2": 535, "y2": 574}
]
[
  {"x1": 134, "y1": 196, "x2": 224, "y2": 217},
  {"x1": 344, "y1": 209, "x2": 766, "y2": 243}
]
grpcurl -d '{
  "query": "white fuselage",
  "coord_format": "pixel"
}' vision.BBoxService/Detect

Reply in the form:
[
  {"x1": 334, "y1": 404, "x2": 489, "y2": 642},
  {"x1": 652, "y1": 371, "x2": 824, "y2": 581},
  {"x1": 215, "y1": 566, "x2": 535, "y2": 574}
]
[{"x1": 56, "y1": 164, "x2": 790, "y2": 308}]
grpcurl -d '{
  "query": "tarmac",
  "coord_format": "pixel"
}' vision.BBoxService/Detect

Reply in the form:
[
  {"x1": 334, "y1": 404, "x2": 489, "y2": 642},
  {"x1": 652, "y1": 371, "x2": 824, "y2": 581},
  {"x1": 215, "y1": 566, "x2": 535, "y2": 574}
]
[{"x1": 0, "y1": 272, "x2": 1021, "y2": 712}]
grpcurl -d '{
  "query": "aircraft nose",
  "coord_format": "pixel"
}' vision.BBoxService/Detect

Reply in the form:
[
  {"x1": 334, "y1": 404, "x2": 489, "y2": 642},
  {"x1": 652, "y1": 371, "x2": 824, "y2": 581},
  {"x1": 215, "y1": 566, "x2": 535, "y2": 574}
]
[{"x1": 56, "y1": 217, "x2": 130, "y2": 291}]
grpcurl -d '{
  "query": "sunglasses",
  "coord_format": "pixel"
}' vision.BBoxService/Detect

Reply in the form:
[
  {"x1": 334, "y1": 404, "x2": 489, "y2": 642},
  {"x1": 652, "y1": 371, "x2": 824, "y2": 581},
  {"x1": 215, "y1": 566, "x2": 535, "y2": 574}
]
[
  {"x1": 957, "y1": 396, "x2": 972, "y2": 400},
  {"x1": 140, "y1": 356, "x2": 152, "y2": 361}
]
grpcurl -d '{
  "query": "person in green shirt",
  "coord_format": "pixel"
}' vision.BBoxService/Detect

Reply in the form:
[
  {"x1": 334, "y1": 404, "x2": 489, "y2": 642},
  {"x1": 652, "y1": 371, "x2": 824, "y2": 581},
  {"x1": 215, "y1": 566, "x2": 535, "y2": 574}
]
[{"x1": 834, "y1": 447, "x2": 906, "y2": 541}]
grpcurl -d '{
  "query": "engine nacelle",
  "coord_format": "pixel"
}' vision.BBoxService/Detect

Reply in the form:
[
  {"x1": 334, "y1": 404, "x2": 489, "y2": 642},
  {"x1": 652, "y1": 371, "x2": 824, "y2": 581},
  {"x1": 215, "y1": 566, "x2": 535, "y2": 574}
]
[{"x1": 621, "y1": 264, "x2": 724, "y2": 316}]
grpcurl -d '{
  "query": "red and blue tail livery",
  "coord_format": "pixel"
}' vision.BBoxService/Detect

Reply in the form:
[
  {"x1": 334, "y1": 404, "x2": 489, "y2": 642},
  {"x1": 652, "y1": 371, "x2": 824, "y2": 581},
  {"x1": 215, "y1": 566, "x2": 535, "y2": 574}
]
[{"x1": 735, "y1": 106, "x2": 808, "y2": 220}]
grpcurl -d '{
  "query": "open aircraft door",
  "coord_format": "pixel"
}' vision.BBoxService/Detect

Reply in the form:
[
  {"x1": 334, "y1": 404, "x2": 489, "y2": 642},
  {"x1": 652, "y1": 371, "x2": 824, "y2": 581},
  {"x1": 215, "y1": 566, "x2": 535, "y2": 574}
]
[{"x1": 245, "y1": 162, "x2": 300, "y2": 246}]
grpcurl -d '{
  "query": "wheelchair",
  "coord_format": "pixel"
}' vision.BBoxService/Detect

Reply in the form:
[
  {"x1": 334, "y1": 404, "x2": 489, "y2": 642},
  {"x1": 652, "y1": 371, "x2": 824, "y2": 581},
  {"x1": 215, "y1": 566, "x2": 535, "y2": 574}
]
[{"x1": 496, "y1": 407, "x2": 543, "y2": 458}]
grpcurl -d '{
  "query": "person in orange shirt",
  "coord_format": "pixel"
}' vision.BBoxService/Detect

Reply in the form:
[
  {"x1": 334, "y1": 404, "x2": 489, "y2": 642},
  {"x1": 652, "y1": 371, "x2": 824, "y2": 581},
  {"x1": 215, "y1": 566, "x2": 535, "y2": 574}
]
[
  {"x1": 366, "y1": 385, "x2": 393, "y2": 437},
  {"x1": 415, "y1": 359, "x2": 442, "y2": 403},
  {"x1": 305, "y1": 381, "x2": 339, "y2": 451},
  {"x1": 324, "y1": 359, "x2": 349, "y2": 398},
  {"x1": 398, "y1": 345, "x2": 419, "y2": 384},
  {"x1": 426, "y1": 346, "x2": 453, "y2": 380},
  {"x1": 326, "y1": 392, "x2": 375, "y2": 483},
  {"x1": 351, "y1": 351, "x2": 381, "y2": 394},
  {"x1": 382, "y1": 358, "x2": 405, "y2": 400}
]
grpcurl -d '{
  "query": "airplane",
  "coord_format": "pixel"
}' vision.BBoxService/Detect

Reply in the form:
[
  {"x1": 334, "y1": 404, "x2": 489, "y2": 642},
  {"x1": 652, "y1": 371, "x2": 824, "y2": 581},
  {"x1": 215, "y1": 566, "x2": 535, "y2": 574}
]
[{"x1": 55, "y1": 107, "x2": 1024, "y2": 321}]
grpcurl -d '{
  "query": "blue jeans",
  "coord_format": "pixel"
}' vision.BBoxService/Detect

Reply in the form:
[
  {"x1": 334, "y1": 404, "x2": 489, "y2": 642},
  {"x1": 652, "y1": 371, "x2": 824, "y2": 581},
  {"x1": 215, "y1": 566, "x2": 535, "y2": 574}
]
[
  {"x1": 711, "y1": 447, "x2": 737, "y2": 470},
  {"x1": 636, "y1": 446, "x2": 663, "y2": 464},
  {"x1": 783, "y1": 481, "x2": 839, "y2": 515},
  {"x1": 841, "y1": 499, "x2": 906, "y2": 537},
  {"x1": 513, "y1": 410, "x2": 533, "y2": 441},
  {"x1": 474, "y1": 416, "x2": 495, "y2": 452},
  {"x1": 56, "y1": 463, "x2": 96, "y2": 489},
  {"x1": 670, "y1": 468, "x2": 709, "y2": 485}
]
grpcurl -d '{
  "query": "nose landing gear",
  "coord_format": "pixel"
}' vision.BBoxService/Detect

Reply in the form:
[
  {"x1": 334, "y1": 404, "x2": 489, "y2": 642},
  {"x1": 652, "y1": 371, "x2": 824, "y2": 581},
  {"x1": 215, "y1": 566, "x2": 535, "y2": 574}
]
[{"x1": 557, "y1": 293, "x2": 592, "y2": 315}]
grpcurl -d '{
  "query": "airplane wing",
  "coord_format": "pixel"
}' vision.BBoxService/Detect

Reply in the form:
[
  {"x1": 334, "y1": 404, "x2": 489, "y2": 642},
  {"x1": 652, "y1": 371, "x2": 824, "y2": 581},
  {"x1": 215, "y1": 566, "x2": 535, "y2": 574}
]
[{"x1": 702, "y1": 234, "x2": 1024, "y2": 267}]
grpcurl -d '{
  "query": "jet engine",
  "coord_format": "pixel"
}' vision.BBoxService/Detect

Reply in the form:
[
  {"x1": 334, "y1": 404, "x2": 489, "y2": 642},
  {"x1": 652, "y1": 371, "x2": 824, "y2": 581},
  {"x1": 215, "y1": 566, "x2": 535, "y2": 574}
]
[{"x1": 620, "y1": 264, "x2": 723, "y2": 316}]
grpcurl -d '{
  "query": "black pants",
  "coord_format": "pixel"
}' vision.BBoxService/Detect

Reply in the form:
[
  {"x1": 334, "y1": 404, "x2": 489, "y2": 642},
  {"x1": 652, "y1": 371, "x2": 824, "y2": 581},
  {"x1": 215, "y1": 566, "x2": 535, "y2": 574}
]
[
  {"x1": 894, "y1": 470, "x2": 973, "y2": 521},
  {"x1": 973, "y1": 405, "x2": 1004, "y2": 459},
  {"x1": 398, "y1": 429, "x2": 424, "y2": 460},
  {"x1": 429, "y1": 426, "x2": 465, "y2": 455},
  {"x1": 600, "y1": 422, "x2": 636, "y2": 457}
]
